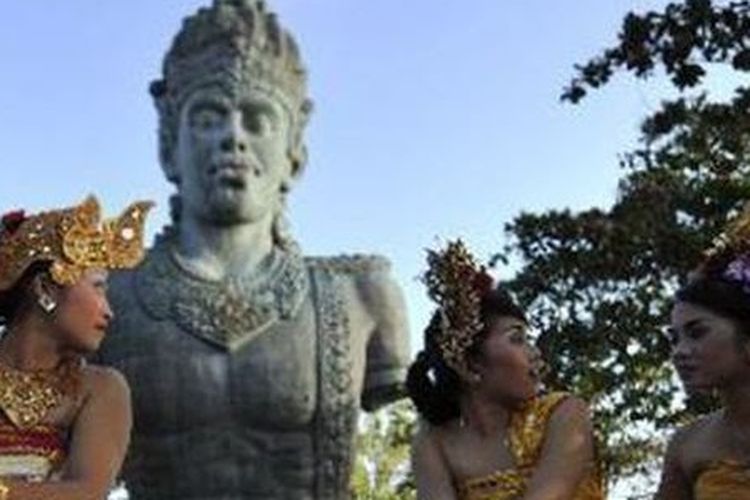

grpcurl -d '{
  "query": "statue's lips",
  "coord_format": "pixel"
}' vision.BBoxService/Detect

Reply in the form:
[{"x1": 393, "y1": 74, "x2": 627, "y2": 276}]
[{"x1": 210, "y1": 163, "x2": 249, "y2": 188}]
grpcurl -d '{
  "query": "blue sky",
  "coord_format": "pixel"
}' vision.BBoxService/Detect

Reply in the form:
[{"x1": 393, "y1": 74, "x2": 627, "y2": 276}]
[{"x1": 0, "y1": 1, "x2": 684, "y2": 351}]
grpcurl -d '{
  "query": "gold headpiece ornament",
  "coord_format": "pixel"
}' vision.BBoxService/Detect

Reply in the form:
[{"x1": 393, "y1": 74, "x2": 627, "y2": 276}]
[
  {"x1": 423, "y1": 240, "x2": 494, "y2": 377},
  {"x1": 0, "y1": 196, "x2": 154, "y2": 291},
  {"x1": 704, "y1": 202, "x2": 750, "y2": 259}
]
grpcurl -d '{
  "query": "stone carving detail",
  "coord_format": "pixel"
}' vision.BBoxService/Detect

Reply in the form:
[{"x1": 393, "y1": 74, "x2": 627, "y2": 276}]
[
  {"x1": 310, "y1": 263, "x2": 356, "y2": 499},
  {"x1": 98, "y1": 1, "x2": 410, "y2": 497},
  {"x1": 135, "y1": 229, "x2": 308, "y2": 350}
]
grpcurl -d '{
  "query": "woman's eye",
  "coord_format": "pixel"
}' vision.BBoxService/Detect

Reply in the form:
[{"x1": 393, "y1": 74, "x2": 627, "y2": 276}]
[{"x1": 511, "y1": 330, "x2": 527, "y2": 344}]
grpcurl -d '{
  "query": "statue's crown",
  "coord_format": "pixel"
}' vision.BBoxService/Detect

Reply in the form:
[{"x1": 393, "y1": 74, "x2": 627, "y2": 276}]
[
  {"x1": 0, "y1": 196, "x2": 153, "y2": 290},
  {"x1": 152, "y1": 0, "x2": 308, "y2": 113}
]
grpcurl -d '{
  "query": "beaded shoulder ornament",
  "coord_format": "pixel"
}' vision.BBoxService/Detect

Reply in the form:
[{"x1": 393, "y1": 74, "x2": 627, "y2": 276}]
[
  {"x1": 422, "y1": 240, "x2": 494, "y2": 378},
  {"x1": 0, "y1": 195, "x2": 153, "y2": 291}
]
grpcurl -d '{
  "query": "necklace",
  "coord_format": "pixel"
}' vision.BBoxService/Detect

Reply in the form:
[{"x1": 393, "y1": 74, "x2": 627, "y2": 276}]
[{"x1": 0, "y1": 359, "x2": 81, "y2": 429}]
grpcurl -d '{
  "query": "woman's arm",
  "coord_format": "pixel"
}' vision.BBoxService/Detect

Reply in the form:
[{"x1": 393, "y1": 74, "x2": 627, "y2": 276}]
[
  {"x1": 4, "y1": 367, "x2": 132, "y2": 500},
  {"x1": 655, "y1": 429, "x2": 693, "y2": 500},
  {"x1": 522, "y1": 397, "x2": 597, "y2": 500},
  {"x1": 412, "y1": 423, "x2": 458, "y2": 500}
]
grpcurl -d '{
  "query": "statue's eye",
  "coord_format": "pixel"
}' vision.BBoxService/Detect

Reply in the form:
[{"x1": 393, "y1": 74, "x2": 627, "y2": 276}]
[
  {"x1": 190, "y1": 107, "x2": 224, "y2": 130},
  {"x1": 243, "y1": 106, "x2": 277, "y2": 137}
]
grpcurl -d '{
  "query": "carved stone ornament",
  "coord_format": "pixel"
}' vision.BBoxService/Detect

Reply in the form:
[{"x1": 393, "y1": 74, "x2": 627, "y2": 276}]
[{"x1": 134, "y1": 228, "x2": 309, "y2": 351}]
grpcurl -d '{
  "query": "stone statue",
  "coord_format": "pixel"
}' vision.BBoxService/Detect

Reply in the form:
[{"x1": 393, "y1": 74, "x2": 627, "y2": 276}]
[{"x1": 96, "y1": 1, "x2": 411, "y2": 498}]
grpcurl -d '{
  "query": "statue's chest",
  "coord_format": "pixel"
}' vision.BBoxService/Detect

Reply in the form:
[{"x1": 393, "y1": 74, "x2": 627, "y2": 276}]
[{"x1": 117, "y1": 297, "x2": 318, "y2": 433}]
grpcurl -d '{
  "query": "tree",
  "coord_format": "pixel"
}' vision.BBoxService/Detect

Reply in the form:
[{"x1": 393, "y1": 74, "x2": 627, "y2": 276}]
[
  {"x1": 351, "y1": 400, "x2": 416, "y2": 500},
  {"x1": 502, "y1": 0, "x2": 750, "y2": 491}
]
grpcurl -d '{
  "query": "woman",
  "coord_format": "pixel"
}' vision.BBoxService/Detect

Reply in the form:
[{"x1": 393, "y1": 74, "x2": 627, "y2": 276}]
[
  {"x1": 657, "y1": 209, "x2": 750, "y2": 499},
  {"x1": 406, "y1": 240, "x2": 603, "y2": 500},
  {"x1": 0, "y1": 195, "x2": 152, "y2": 499}
]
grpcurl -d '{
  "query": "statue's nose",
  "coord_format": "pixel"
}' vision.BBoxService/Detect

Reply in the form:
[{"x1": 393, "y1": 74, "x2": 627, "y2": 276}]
[{"x1": 220, "y1": 113, "x2": 248, "y2": 153}]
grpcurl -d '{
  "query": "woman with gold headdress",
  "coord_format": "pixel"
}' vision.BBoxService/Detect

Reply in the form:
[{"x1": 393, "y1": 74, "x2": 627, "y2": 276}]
[
  {"x1": 657, "y1": 207, "x2": 750, "y2": 499},
  {"x1": 0, "y1": 196, "x2": 152, "y2": 499},
  {"x1": 406, "y1": 240, "x2": 603, "y2": 500}
]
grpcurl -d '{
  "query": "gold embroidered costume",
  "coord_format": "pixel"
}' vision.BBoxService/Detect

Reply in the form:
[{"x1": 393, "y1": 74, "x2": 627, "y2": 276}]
[
  {"x1": 0, "y1": 195, "x2": 152, "y2": 484},
  {"x1": 456, "y1": 392, "x2": 604, "y2": 500}
]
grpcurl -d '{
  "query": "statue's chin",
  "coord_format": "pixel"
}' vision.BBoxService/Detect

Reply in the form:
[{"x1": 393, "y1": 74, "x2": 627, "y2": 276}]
[
  {"x1": 181, "y1": 185, "x2": 275, "y2": 226},
  {"x1": 200, "y1": 202, "x2": 270, "y2": 226}
]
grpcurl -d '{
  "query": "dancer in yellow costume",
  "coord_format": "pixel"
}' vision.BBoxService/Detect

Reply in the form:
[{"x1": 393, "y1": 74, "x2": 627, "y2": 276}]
[
  {"x1": 0, "y1": 196, "x2": 151, "y2": 499},
  {"x1": 658, "y1": 206, "x2": 750, "y2": 500},
  {"x1": 406, "y1": 241, "x2": 603, "y2": 500}
]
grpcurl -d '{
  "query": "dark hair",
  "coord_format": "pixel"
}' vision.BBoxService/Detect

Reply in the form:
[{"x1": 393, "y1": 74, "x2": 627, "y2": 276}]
[
  {"x1": 675, "y1": 276, "x2": 750, "y2": 338},
  {"x1": 406, "y1": 286, "x2": 526, "y2": 426},
  {"x1": 0, "y1": 261, "x2": 52, "y2": 329}
]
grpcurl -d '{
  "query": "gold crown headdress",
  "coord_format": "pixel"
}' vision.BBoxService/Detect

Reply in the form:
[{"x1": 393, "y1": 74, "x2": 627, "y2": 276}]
[
  {"x1": 422, "y1": 240, "x2": 494, "y2": 377},
  {"x1": 0, "y1": 196, "x2": 154, "y2": 291}
]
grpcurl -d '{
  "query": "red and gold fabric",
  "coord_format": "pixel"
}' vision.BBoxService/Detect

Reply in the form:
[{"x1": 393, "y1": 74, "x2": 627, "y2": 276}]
[{"x1": 0, "y1": 423, "x2": 65, "y2": 481}]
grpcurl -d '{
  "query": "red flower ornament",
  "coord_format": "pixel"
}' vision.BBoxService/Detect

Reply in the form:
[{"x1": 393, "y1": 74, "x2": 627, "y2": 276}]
[{"x1": 0, "y1": 210, "x2": 26, "y2": 235}]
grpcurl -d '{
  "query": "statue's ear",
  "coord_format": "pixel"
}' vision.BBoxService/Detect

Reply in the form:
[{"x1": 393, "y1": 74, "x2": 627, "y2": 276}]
[
  {"x1": 281, "y1": 145, "x2": 305, "y2": 195},
  {"x1": 281, "y1": 98, "x2": 312, "y2": 193},
  {"x1": 289, "y1": 143, "x2": 307, "y2": 179},
  {"x1": 160, "y1": 146, "x2": 181, "y2": 185}
]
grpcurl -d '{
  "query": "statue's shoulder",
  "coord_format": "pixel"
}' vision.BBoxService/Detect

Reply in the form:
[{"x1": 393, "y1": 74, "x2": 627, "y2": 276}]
[
  {"x1": 306, "y1": 253, "x2": 406, "y2": 323},
  {"x1": 305, "y1": 254, "x2": 392, "y2": 277}
]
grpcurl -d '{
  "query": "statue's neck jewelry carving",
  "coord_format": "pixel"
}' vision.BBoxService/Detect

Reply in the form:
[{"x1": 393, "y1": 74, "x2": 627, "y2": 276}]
[{"x1": 135, "y1": 228, "x2": 309, "y2": 351}]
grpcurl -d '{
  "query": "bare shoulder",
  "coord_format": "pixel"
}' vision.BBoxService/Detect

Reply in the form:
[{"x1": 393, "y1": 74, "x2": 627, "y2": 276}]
[
  {"x1": 80, "y1": 364, "x2": 131, "y2": 399},
  {"x1": 546, "y1": 394, "x2": 593, "y2": 430},
  {"x1": 656, "y1": 414, "x2": 716, "y2": 498},
  {"x1": 667, "y1": 412, "x2": 720, "y2": 473}
]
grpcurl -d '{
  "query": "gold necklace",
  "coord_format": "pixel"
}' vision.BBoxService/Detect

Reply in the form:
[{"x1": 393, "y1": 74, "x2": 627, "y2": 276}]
[{"x1": 0, "y1": 359, "x2": 80, "y2": 429}]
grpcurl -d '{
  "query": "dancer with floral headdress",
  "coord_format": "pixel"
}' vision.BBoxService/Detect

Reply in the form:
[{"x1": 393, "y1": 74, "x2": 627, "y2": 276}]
[
  {"x1": 658, "y1": 206, "x2": 750, "y2": 499},
  {"x1": 0, "y1": 196, "x2": 152, "y2": 499},
  {"x1": 406, "y1": 240, "x2": 604, "y2": 500}
]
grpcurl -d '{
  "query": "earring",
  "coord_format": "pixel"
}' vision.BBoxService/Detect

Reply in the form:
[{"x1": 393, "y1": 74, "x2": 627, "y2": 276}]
[{"x1": 38, "y1": 295, "x2": 57, "y2": 314}]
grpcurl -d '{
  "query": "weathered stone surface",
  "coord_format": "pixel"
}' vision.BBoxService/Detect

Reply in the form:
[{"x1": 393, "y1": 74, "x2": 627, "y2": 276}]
[{"x1": 98, "y1": 1, "x2": 410, "y2": 498}]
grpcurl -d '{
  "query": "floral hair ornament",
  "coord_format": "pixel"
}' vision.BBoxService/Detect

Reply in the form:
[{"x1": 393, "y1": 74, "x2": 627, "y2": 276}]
[
  {"x1": 697, "y1": 202, "x2": 750, "y2": 291},
  {"x1": 0, "y1": 195, "x2": 154, "y2": 291},
  {"x1": 422, "y1": 239, "x2": 494, "y2": 378}
]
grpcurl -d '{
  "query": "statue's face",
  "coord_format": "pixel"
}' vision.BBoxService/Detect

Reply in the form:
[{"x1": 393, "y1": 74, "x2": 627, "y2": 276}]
[{"x1": 169, "y1": 84, "x2": 294, "y2": 225}]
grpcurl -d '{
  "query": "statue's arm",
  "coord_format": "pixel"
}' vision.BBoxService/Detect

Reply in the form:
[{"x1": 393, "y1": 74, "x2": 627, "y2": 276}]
[{"x1": 355, "y1": 261, "x2": 411, "y2": 411}]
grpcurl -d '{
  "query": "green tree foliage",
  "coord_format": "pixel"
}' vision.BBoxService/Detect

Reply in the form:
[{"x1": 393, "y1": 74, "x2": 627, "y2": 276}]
[
  {"x1": 351, "y1": 401, "x2": 417, "y2": 500},
  {"x1": 503, "y1": 0, "x2": 750, "y2": 486}
]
